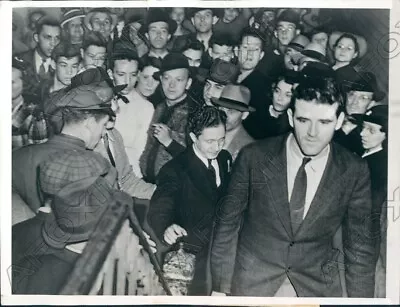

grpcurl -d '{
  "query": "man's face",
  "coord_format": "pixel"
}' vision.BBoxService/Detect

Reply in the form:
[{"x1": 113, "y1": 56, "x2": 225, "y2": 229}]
[
  {"x1": 12, "y1": 68, "x2": 23, "y2": 100},
  {"x1": 170, "y1": 8, "x2": 185, "y2": 25},
  {"x1": 288, "y1": 99, "x2": 344, "y2": 156},
  {"x1": 85, "y1": 115, "x2": 110, "y2": 150},
  {"x1": 161, "y1": 68, "x2": 191, "y2": 101},
  {"x1": 183, "y1": 48, "x2": 202, "y2": 67},
  {"x1": 311, "y1": 32, "x2": 328, "y2": 49},
  {"x1": 66, "y1": 18, "x2": 84, "y2": 44},
  {"x1": 283, "y1": 47, "x2": 300, "y2": 70},
  {"x1": 223, "y1": 8, "x2": 239, "y2": 23},
  {"x1": 192, "y1": 9, "x2": 214, "y2": 34},
  {"x1": 147, "y1": 22, "x2": 171, "y2": 50},
  {"x1": 273, "y1": 80, "x2": 293, "y2": 112},
  {"x1": 90, "y1": 12, "x2": 113, "y2": 39},
  {"x1": 238, "y1": 36, "x2": 264, "y2": 71},
  {"x1": 190, "y1": 124, "x2": 226, "y2": 160},
  {"x1": 136, "y1": 65, "x2": 160, "y2": 97},
  {"x1": 346, "y1": 90, "x2": 374, "y2": 115},
  {"x1": 112, "y1": 59, "x2": 139, "y2": 95},
  {"x1": 275, "y1": 21, "x2": 297, "y2": 46},
  {"x1": 219, "y1": 106, "x2": 247, "y2": 131},
  {"x1": 209, "y1": 44, "x2": 234, "y2": 61},
  {"x1": 35, "y1": 25, "x2": 61, "y2": 57},
  {"x1": 56, "y1": 56, "x2": 80, "y2": 86},
  {"x1": 262, "y1": 11, "x2": 276, "y2": 25},
  {"x1": 360, "y1": 122, "x2": 386, "y2": 150},
  {"x1": 203, "y1": 79, "x2": 225, "y2": 105},
  {"x1": 82, "y1": 45, "x2": 107, "y2": 69}
]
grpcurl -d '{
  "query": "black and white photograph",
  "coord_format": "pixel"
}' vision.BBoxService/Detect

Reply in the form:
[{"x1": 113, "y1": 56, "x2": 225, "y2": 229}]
[{"x1": 2, "y1": 0, "x2": 400, "y2": 305}]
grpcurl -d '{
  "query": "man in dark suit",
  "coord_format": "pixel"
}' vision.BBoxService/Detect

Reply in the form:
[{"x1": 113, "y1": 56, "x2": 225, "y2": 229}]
[
  {"x1": 148, "y1": 106, "x2": 232, "y2": 295},
  {"x1": 235, "y1": 27, "x2": 272, "y2": 140},
  {"x1": 211, "y1": 77, "x2": 376, "y2": 297},
  {"x1": 16, "y1": 16, "x2": 61, "y2": 96}
]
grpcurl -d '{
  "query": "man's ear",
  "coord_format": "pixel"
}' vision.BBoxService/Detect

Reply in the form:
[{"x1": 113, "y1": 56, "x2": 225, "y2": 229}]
[
  {"x1": 295, "y1": 29, "x2": 301, "y2": 36},
  {"x1": 352, "y1": 51, "x2": 359, "y2": 60},
  {"x1": 259, "y1": 50, "x2": 265, "y2": 61},
  {"x1": 33, "y1": 33, "x2": 39, "y2": 44},
  {"x1": 167, "y1": 34, "x2": 171, "y2": 41},
  {"x1": 212, "y1": 16, "x2": 219, "y2": 25},
  {"x1": 80, "y1": 48, "x2": 84, "y2": 59},
  {"x1": 335, "y1": 111, "x2": 345, "y2": 130},
  {"x1": 107, "y1": 68, "x2": 114, "y2": 81},
  {"x1": 189, "y1": 132, "x2": 197, "y2": 144},
  {"x1": 145, "y1": 33, "x2": 149, "y2": 41},
  {"x1": 234, "y1": 46, "x2": 239, "y2": 57},
  {"x1": 241, "y1": 111, "x2": 250, "y2": 121},
  {"x1": 287, "y1": 108, "x2": 294, "y2": 128},
  {"x1": 191, "y1": 17, "x2": 195, "y2": 26},
  {"x1": 185, "y1": 77, "x2": 193, "y2": 90},
  {"x1": 208, "y1": 48, "x2": 213, "y2": 58},
  {"x1": 274, "y1": 30, "x2": 278, "y2": 38}
]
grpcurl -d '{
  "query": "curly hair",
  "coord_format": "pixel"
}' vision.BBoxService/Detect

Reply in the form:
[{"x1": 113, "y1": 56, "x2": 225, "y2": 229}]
[{"x1": 188, "y1": 105, "x2": 227, "y2": 137}]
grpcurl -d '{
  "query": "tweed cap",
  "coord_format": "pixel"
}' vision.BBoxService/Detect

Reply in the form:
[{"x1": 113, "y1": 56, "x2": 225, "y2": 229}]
[{"x1": 60, "y1": 8, "x2": 85, "y2": 27}]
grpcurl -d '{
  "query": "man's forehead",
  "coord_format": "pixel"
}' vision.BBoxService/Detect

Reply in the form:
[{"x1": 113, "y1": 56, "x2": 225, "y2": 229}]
[
  {"x1": 149, "y1": 21, "x2": 169, "y2": 30},
  {"x1": 277, "y1": 21, "x2": 296, "y2": 28},
  {"x1": 92, "y1": 13, "x2": 111, "y2": 21},
  {"x1": 57, "y1": 56, "x2": 80, "y2": 64},
  {"x1": 86, "y1": 45, "x2": 106, "y2": 53},
  {"x1": 195, "y1": 9, "x2": 213, "y2": 16},
  {"x1": 163, "y1": 68, "x2": 189, "y2": 77},
  {"x1": 41, "y1": 25, "x2": 61, "y2": 35},
  {"x1": 69, "y1": 18, "x2": 83, "y2": 25},
  {"x1": 213, "y1": 44, "x2": 233, "y2": 51},
  {"x1": 350, "y1": 90, "x2": 374, "y2": 97},
  {"x1": 114, "y1": 59, "x2": 139, "y2": 70},
  {"x1": 183, "y1": 49, "x2": 202, "y2": 57},
  {"x1": 294, "y1": 99, "x2": 339, "y2": 116}
]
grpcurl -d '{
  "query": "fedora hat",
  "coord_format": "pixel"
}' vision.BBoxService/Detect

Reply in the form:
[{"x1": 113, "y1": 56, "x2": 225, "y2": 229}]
[
  {"x1": 348, "y1": 71, "x2": 386, "y2": 102},
  {"x1": 60, "y1": 8, "x2": 85, "y2": 27},
  {"x1": 84, "y1": 8, "x2": 118, "y2": 31},
  {"x1": 142, "y1": 8, "x2": 177, "y2": 34},
  {"x1": 153, "y1": 53, "x2": 190, "y2": 79},
  {"x1": 301, "y1": 42, "x2": 327, "y2": 62},
  {"x1": 276, "y1": 9, "x2": 300, "y2": 26},
  {"x1": 288, "y1": 34, "x2": 310, "y2": 52},
  {"x1": 197, "y1": 59, "x2": 239, "y2": 85},
  {"x1": 329, "y1": 31, "x2": 368, "y2": 58},
  {"x1": 211, "y1": 84, "x2": 255, "y2": 112}
]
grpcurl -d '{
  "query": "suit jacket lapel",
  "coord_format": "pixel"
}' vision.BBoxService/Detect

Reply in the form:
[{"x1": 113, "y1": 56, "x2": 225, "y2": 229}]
[
  {"x1": 261, "y1": 135, "x2": 293, "y2": 237},
  {"x1": 296, "y1": 144, "x2": 346, "y2": 237}
]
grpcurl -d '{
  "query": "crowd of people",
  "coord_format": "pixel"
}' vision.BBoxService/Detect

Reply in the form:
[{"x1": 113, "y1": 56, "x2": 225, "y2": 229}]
[{"x1": 11, "y1": 7, "x2": 388, "y2": 297}]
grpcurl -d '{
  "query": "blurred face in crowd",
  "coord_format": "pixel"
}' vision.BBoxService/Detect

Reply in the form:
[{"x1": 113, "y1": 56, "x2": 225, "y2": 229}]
[
  {"x1": 360, "y1": 121, "x2": 386, "y2": 150},
  {"x1": 12, "y1": 68, "x2": 23, "y2": 101},
  {"x1": 81, "y1": 45, "x2": 107, "y2": 68},
  {"x1": 288, "y1": 99, "x2": 344, "y2": 157},
  {"x1": 284, "y1": 47, "x2": 300, "y2": 70},
  {"x1": 110, "y1": 8, "x2": 125, "y2": 17},
  {"x1": 190, "y1": 124, "x2": 226, "y2": 160},
  {"x1": 55, "y1": 56, "x2": 80, "y2": 86},
  {"x1": 111, "y1": 59, "x2": 139, "y2": 95},
  {"x1": 275, "y1": 21, "x2": 297, "y2": 46},
  {"x1": 90, "y1": 12, "x2": 113, "y2": 39},
  {"x1": 146, "y1": 22, "x2": 171, "y2": 50},
  {"x1": 272, "y1": 80, "x2": 294, "y2": 112},
  {"x1": 128, "y1": 22, "x2": 144, "y2": 46},
  {"x1": 311, "y1": 32, "x2": 329, "y2": 49},
  {"x1": 84, "y1": 114, "x2": 110, "y2": 150},
  {"x1": 334, "y1": 37, "x2": 358, "y2": 63},
  {"x1": 219, "y1": 107, "x2": 248, "y2": 131},
  {"x1": 346, "y1": 90, "x2": 374, "y2": 115},
  {"x1": 209, "y1": 44, "x2": 234, "y2": 62},
  {"x1": 136, "y1": 65, "x2": 160, "y2": 97},
  {"x1": 238, "y1": 35, "x2": 264, "y2": 71},
  {"x1": 223, "y1": 9, "x2": 239, "y2": 23},
  {"x1": 261, "y1": 10, "x2": 276, "y2": 25},
  {"x1": 203, "y1": 80, "x2": 225, "y2": 105},
  {"x1": 191, "y1": 9, "x2": 216, "y2": 34},
  {"x1": 66, "y1": 18, "x2": 84, "y2": 44},
  {"x1": 183, "y1": 48, "x2": 203, "y2": 67},
  {"x1": 34, "y1": 25, "x2": 61, "y2": 58},
  {"x1": 170, "y1": 8, "x2": 185, "y2": 25},
  {"x1": 161, "y1": 68, "x2": 192, "y2": 102}
]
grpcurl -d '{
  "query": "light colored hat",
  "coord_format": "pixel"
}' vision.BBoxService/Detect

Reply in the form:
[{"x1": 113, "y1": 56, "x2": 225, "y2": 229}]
[
  {"x1": 329, "y1": 31, "x2": 368, "y2": 58},
  {"x1": 211, "y1": 84, "x2": 255, "y2": 112},
  {"x1": 301, "y1": 42, "x2": 327, "y2": 62},
  {"x1": 288, "y1": 34, "x2": 311, "y2": 52}
]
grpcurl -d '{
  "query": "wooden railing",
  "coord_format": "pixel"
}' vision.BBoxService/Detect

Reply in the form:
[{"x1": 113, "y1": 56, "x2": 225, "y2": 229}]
[{"x1": 59, "y1": 199, "x2": 167, "y2": 295}]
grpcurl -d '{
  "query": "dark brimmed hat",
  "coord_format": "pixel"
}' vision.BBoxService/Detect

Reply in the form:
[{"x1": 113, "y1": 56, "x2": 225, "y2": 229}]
[
  {"x1": 197, "y1": 59, "x2": 239, "y2": 85},
  {"x1": 287, "y1": 34, "x2": 310, "y2": 52},
  {"x1": 60, "y1": 8, "x2": 85, "y2": 27},
  {"x1": 352, "y1": 105, "x2": 388, "y2": 133},
  {"x1": 276, "y1": 9, "x2": 300, "y2": 26},
  {"x1": 40, "y1": 150, "x2": 117, "y2": 249},
  {"x1": 142, "y1": 8, "x2": 177, "y2": 34},
  {"x1": 187, "y1": 8, "x2": 223, "y2": 19},
  {"x1": 153, "y1": 53, "x2": 190, "y2": 79},
  {"x1": 348, "y1": 71, "x2": 386, "y2": 102},
  {"x1": 84, "y1": 8, "x2": 118, "y2": 31},
  {"x1": 211, "y1": 84, "x2": 255, "y2": 112},
  {"x1": 301, "y1": 42, "x2": 327, "y2": 62}
]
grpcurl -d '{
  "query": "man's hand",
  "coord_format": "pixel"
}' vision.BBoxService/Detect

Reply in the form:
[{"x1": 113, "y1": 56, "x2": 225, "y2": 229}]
[
  {"x1": 163, "y1": 224, "x2": 187, "y2": 245},
  {"x1": 139, "y1": 231, "x2": 157, "y2": 254},
  {"x1": 211, "y1": 291, "x2": 227, "y2": 296},
  {"x1": 152, "y1": 123, "x2": 173, "y2": 147}
]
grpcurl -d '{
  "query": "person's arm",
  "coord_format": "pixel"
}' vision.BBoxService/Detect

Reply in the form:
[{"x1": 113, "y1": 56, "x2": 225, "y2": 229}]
[
  {"x1": 211, "y1": 148, "x2": 251, "y2": 294},
  {"x1": 147, "y1": 163, "x2": 181, "y2": 241},
  {"x1": 342, "y1": 160, "x2": 377, "y2": 297}
]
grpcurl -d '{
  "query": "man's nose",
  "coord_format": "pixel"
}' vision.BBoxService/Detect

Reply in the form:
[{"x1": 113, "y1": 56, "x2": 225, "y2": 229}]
[
  {"x1": 169, "y1": 79, "x2": 176, "y2": 88},
  {"x1": 308, "y1": 123, "x2": 318, "y2": 137}
]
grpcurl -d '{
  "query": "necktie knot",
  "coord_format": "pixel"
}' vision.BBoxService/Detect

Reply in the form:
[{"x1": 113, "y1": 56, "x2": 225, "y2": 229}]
[
  {"x1": 301, "y1": 157, "x2": 311, "y2": 168},
  {"x1": 207, "y1": 159, "x2": 213, "y2": 169}
]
